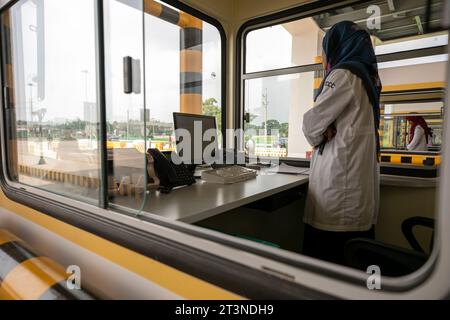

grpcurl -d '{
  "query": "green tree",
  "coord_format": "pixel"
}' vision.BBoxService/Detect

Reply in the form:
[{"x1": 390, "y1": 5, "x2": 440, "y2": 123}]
[
  {"x1": 280, "y1": 122, "x2": 289, "y2": 137},
  {"x1": 202, "y1": 97, "x2": 222, "y2": 131},
  {"x1": 266, "y1": 119, "x2": 280, "y2": 135}
]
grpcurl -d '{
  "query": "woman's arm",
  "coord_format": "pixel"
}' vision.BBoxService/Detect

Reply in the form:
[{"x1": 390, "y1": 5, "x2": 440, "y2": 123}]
[
  {"x1": 302, "y1": 69, "x2": 354, "y2": 147},
  {"x1": 407, "y1": 126, "x2": 425, "y2": 151}
]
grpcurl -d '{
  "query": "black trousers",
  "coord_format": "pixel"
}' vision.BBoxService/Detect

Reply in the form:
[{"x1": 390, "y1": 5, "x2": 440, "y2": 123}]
[{"x1": 302, "y1": 224, "x2": 375, "y2": 265}]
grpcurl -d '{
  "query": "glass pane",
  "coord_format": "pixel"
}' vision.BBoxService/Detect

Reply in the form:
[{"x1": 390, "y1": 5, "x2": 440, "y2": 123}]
[
  {"x1": 104, "y1": 0, "x2": 145, "y2": 211},
  {"x1": 104, "y1": 1, "x2": 223, "y2": 212},
  {"x1": 380, "y1": 117, "x2": 395, "y2": 149},
  {"x1": 245, "y1": 0, "x2": 446, "y2": 73},
  {"x1": 381, "y1": 101, "x2": 443, "y2": 151},
  {"x1": 2, "y1": 0, "x2": 100, "y2": 203},
  {"x1": 144, "y1": 13, "x2": 222, "y2": 152},
  {"x1": 244, "y1": 72, "x2": 315, "y2": 159},
  {"x1": 245, "y1": 19, "x2": 323, "y2": 73},
  {"x1": 242, "y1": 0, "x2": 446, "y2": 278}
]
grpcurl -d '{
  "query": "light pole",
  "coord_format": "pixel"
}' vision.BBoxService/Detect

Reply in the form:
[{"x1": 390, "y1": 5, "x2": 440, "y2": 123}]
[
  {"x1": 34, "y1": 108, "x2": 47, "y2": 165},
  {"x1": 28, "y1": 82, "x2": 46, "y2": 165},
  {"x1": 81, "y1": 70, "x2": 92, "y2": 147},
  {"x1": 27, "y1": 83, "x2": 34, "y2": 122},
  {"x1": 262, "y1": 88, "x2": 269, "y2": 138}
]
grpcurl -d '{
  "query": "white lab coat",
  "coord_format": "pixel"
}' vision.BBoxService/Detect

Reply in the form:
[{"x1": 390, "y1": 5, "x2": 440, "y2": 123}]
[
  {"x1": 302, "y1": 69, "x2": 379, "y2": 232},
  {"x1": 407, "y1": 126, "x2": 428, "y2": 151}
]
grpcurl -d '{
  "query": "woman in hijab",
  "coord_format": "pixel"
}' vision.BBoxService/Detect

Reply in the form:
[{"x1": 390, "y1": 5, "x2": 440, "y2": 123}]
[
  {"x1": 302, "y1": 21, "x2": 382, "y2": 265},
  {"x1": 406, "y1": 115, "x2": 432, "y2": 151}
]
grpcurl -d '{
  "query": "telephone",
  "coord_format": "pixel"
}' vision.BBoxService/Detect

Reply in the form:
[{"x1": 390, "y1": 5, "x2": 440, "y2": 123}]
[{"x1": 147, "y1": 148, "x2": 196, "y2": 193}]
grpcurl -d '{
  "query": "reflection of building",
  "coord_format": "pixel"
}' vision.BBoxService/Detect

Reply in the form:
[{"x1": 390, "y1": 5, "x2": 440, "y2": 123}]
[
  {"x1": 285, "y1": 18, "x2": 324, "y2": 158},
  {"x1": 140, "y1": 109, "x2": 150, "y2": 122},
  {"x1": 84, "y1": 102, "x2": 97, "y2": 124},
  {"x1": 84, "y1": 102, "x2": 97, "y2": 140},
  {"x1": 148, "y1": 118, "x2": 173, "y2": 137},
  {"x1": 380, "y1": 100, "x2": 444, "y2": 151}
]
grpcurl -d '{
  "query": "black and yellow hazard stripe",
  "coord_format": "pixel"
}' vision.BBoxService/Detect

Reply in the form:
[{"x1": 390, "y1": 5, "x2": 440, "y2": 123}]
[
  {"x1": 0, "y1": 230, "x2": 94, "y2": 300},
  {"x1": 313, "y1": 56, "x2": 324, "y2": 99},
  {"x1": 142, "y1": 0, "x2": 203, "y2": 114},
  {"x1": 179, "y1": 13, "x2": 203, "y2": 114},
  {"x1": 380, "y1": 153, "x2": 441, "y2": 166}
]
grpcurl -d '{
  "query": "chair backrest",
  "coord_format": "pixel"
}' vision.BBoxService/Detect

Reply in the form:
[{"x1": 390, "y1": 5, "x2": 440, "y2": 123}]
[
  {"x1": 345, "y1": 238, "x2": 429, "y2": 277},
  {"x1": 401, "y1": 216, "x2": 435, "y2": 253}
]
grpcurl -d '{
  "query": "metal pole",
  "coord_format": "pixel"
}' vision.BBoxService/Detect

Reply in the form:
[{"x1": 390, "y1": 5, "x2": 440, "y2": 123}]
[
  {"x1": 27, "y1": 82, "x2": 33, "y2": 122},
  {"x1": 94, "y1": 0, "x2": 108, "y2": 209},
  {"x1": 38, "y1": 110, "x2": 45, "y2": 165}
]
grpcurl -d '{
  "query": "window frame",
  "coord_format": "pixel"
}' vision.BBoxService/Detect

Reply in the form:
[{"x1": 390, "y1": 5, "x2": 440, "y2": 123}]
[
  {"x1": 0, "y1": 0, "x2": 326, "y2": 300},
  {"x1": 233, "y1": 0, "x2": 445, "y2": 291},
  {"x1": 235, "y1": 0, "x2": 448, "y2": 161},
  {"x1": 0, "y1": 0, "x2": 228, "y2": 208},
  {"x1": 0, "y1": 0, "x2": 448, "y2": 299}
]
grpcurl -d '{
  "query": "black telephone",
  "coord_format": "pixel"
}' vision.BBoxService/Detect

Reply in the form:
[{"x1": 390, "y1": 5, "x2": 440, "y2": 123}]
[{"x1": 147, "y1": 148, "x2": 196, "y2": 193}]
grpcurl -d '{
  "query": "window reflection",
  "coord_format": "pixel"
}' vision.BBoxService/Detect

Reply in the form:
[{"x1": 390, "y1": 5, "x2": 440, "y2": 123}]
[
  {"x1": 2, "y1": 0, "x2": 100, "y2": 202},
  {"x1": 104, "y1": 0, "x2": 222, "y2": 210}
]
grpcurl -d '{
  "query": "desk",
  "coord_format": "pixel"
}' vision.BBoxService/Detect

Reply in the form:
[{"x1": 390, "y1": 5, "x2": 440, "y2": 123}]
[{"x1": 143, "y1": 172, "x2": 309, "y2": 223}]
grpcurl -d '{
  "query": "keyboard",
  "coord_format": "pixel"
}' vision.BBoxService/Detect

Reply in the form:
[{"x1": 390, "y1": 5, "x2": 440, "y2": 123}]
[{"x1": 201, "y1": 165, "x2": 257, "y2": 184}]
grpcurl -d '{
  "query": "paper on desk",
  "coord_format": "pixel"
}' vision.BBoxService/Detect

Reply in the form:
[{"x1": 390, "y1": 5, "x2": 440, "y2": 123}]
[{"x1": 268, "y1": 163, "x2": 310, "y2": 175}]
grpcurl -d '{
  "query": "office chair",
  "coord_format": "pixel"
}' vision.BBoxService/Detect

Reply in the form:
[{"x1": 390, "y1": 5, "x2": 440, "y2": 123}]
[
  {"x1": 402, "y1": 216, "x2": 435, "y2": 254},
  {"x1": 345, "y1": 216, "x2": 435, "y2": 277}
]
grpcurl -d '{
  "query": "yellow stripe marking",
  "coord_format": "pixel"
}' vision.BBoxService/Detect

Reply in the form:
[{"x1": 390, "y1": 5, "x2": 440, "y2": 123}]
[
  {"x1": 0, "y1": 229, "x2": 19, "y2": 246},
  {"x1": 382, "y1": 82, "x2": 446, "y2": 93},
  {"x1": 0, "y1": 257, "x2": 67, "y2": 300},
  {"x1": 178, "y1": 12, "x2": 202, "y2": 29},
  {"x1": 412, "y1": 157, "x2": 423, "y2": 166},
  {"x1": 0, "y1": 190, "x2": 242, "y2": 299},
  {"x1": 181, "y1": 94, "x2": 203, "y2": 115},
  {"x1": 381, "y1": 153, "x2": 441, "y2": 166},
  {"x1": 314, "y1": 77, "x2": 322, "y2": 89},
  {"x1": 390, "y1": 155, "x2": 402, "y2": 164},
  {"x1": 144, "y1": 0, "x2": 162, "y2": 17},
  {"x1": 180, "y1": 49, "x2": 202, "y2": 73}
]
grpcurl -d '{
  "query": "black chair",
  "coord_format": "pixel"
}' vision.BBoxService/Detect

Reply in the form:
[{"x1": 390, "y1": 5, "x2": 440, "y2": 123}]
[
  {"x1": 402, "y1": 216, "x2": 434, "y2": 253},
  {"x1": 345, "y1": 216, "x2": 435, "y2": 277}
]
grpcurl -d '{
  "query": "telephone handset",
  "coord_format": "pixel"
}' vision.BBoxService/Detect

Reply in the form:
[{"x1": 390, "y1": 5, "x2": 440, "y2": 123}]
[{"x1": 147, "y1": 148, "x2": 196, "y2": 193}]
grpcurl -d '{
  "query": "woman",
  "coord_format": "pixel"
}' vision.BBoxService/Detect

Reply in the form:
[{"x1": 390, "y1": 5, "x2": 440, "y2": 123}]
[
  {"x1": 406, "y1": 115, "x2": 432, "y2": 151},
  {"x1": 302, "y1": 21, "x2": 382, "y2": 265}
]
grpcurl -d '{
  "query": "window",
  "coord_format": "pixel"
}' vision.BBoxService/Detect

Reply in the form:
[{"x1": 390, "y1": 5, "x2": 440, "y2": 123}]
[
  {"x1": 380, "y1": 101, "x2": 444, "y2": 150},
  {"x1": 1, "y1": 0, "x2": 100, "y2": 203},
  {"x1": 103, "y1": 0, "x2": 223, "y2": 211},
  {"x1": 244, "y1": 72, "x2": 316, "y2": 159},
  {"x1": 241, "y1": 0, "x2": 447, "y2": 161},
  {"x1": 0, "y1": 0, "x2": 447, "y2": 297},
  {"x1": 237, "y1": 0, "x2": 446, "y2": 279},
  {"x1": 1, "y1": 0, "x2": 223, "y2": 212}
]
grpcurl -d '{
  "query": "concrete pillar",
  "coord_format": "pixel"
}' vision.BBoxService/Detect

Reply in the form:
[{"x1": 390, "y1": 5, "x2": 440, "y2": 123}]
[
  {"x1": 284, "y1": 18, "x2": 323, "y2": 158},
  {"x1": 179, "y1": 13, "x2": 203, "y2": 114},
  {"x1": 123, "y1": 0, "x2": 204, "y2": 114}
]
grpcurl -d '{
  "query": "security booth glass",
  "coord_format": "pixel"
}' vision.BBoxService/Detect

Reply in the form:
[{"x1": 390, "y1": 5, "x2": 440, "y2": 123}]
[
  {"x1": 1, "y1": 0, "x2": 102, "y2": 204},
  {"x1": 104, "y1": 0, "x2": 223, "y2": 212},
  {"x1": 0, "y1": 0, "x2": 223, "y2": 213},
  {"x1": 242, "y1": 0, "x2": 448, "y2": 163},
  {"x1": 0, "y1": 0, "x2": 448, "y2": 291},
  {"x1": 380, "y1": 101, "x2": 444, "y2": 151},
  {"x1": 238, "y1": 0, "x2": 447, "y2": 278}
]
